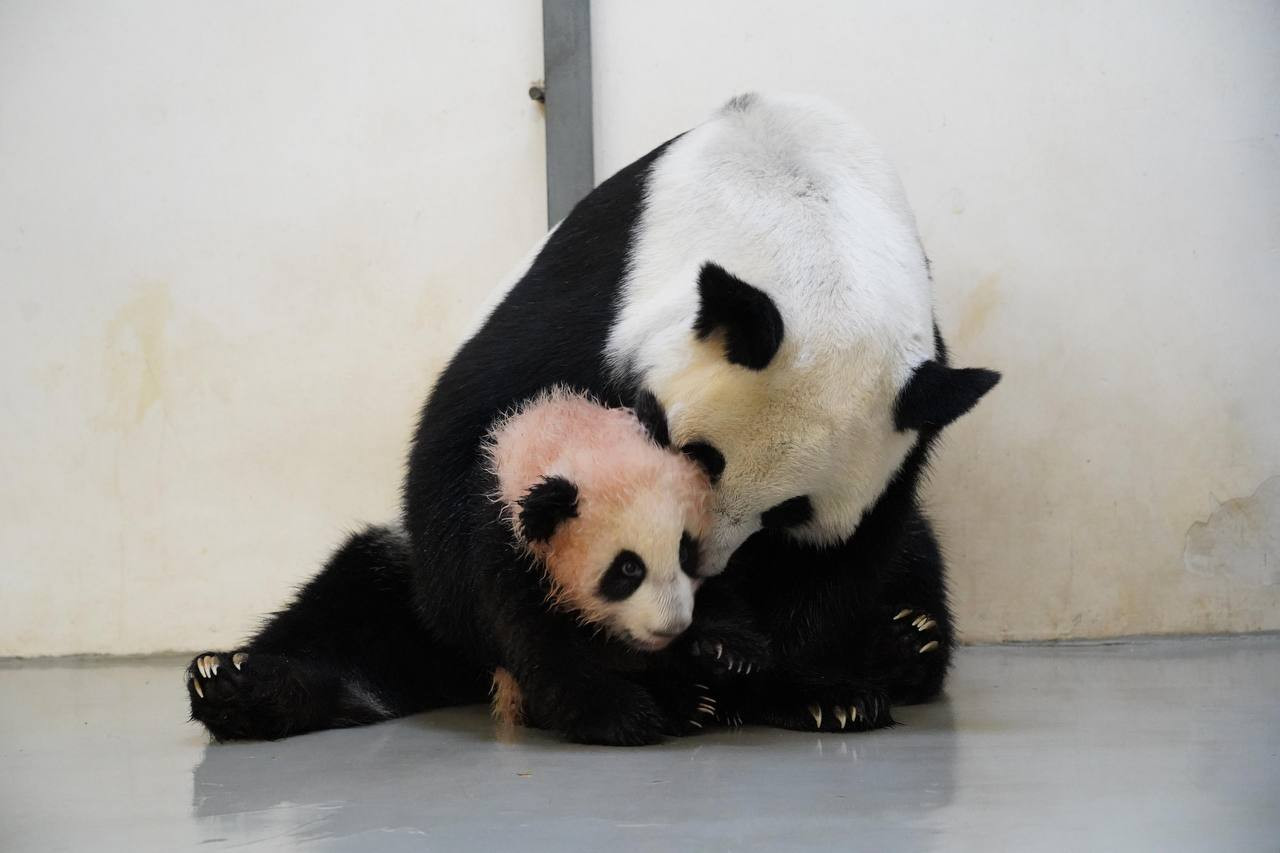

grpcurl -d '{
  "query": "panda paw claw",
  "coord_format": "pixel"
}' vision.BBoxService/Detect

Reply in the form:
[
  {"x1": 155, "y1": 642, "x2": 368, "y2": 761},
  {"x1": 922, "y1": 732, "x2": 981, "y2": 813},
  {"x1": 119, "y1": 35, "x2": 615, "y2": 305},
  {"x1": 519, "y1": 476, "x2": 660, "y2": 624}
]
[
  {"x1": 890, "y1": 607, "x2": 945, "y2": 656},
  {"x1": 688, "y1": 628, "x2": 771, "y2": 679},
  {"x1": 763, "y1": 682, "x2": 893, "y2": 734}
]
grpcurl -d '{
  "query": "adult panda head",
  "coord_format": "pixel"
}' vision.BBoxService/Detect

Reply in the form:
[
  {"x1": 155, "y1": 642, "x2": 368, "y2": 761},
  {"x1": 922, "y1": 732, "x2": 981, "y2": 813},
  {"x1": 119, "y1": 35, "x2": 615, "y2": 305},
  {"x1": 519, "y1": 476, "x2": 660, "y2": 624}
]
[
  {"x1": 606, "y1": 93, "x2": 1000, "y2": 574},
  {"x1": 487, "y1": 388, "x2": 711, "y2": 651}
]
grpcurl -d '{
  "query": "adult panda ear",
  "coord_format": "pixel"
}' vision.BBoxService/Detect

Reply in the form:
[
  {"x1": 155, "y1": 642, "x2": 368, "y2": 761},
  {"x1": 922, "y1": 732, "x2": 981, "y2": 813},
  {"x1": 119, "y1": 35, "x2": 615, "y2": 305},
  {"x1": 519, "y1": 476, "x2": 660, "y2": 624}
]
[
  {"x1": 894, "y1": 360, "x2": 1001, "y2": 431},
  {"x1": 694, "y1": 263, "x2": 784, "y2": 370},
  {"x1": 518, "y1": 476, "x2": 579, "y2": 543},
  {"x1": 631, "y1": 389, "x2": 671, "y2": 448}
]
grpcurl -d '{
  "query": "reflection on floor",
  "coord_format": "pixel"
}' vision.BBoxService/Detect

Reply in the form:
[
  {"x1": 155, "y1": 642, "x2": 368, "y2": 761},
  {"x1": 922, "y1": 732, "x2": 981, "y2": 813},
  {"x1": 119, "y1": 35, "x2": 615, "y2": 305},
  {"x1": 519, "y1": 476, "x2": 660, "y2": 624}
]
[{"x1": 1, "y1": 635, "x2": 1277, "y2": 852}]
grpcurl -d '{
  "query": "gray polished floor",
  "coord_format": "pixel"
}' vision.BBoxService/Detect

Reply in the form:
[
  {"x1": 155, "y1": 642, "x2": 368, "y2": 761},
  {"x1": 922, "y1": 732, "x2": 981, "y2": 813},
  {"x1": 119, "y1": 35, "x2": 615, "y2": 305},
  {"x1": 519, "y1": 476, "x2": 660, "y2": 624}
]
[{"x1": 2, "y1": 636, "x2": 1277, "y2": 852}]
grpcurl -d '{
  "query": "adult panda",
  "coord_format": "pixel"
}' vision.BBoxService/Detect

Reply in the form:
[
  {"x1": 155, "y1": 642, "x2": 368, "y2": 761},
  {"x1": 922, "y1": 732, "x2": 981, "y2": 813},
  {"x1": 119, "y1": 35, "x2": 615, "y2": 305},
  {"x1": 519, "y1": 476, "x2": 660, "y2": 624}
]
[{"x1": 407, "y1": 92, "x2": 998, "y2": 731}]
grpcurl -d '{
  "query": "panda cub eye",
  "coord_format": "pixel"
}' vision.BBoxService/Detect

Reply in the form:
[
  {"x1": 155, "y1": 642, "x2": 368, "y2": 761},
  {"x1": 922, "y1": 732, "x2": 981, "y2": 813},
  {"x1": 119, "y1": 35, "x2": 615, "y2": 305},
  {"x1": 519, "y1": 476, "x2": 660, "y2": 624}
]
[
  {"x1": 599, "y1": 550, "x2": 647, "y2": 601},
  {"x1": 679, "y1": 531, "x2": 700, "y2": 577}
]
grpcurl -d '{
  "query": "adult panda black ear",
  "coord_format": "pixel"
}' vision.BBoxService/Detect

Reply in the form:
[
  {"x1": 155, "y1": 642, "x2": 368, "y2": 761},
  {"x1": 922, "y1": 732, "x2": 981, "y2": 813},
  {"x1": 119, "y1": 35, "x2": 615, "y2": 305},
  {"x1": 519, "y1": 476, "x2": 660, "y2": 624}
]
[
  {"x1": 631, "y1": 389, "x2": 671, "y2": 448},
  {"x1": 518, "y1": 476, "x2": 579, "y2": 543},
  {"x1": 894, "y1": 360, "x2": 1002, "y2": 432},
  {"x1": 694, "y1": 263, "x2": 784, "y2": 370}
]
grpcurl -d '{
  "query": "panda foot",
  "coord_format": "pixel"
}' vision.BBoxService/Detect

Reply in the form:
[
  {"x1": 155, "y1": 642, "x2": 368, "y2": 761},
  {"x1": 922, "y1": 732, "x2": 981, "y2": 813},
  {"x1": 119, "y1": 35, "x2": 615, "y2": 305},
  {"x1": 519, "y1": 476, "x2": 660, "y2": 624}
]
[
  {"x1": 186, "y1": 650, "x2": 302, "y2": 741},
  {"x1": 187, "y1": 651, "x2": 250, "y2": 703},
  {"x1": 649, "y1": 681, "x2": 719, "y2": 736},
  {"x1": 891, "y1": 607, "x2": 944, "y2": 655},
  {"x1": 882, "y1": 606, "x2": 950, "y2": 705},
  {"x1": 687, "y1": 626, "x2": 771, "y2": 678},
  {"x1": 760, "y1": 683, "x2": 893, "y2": 734}
]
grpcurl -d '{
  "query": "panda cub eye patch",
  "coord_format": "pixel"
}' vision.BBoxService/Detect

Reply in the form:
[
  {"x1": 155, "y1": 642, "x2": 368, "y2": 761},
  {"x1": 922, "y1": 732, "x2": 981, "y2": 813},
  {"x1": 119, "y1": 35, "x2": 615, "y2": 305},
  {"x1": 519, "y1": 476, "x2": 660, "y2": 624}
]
[
  {"x1": 681, "y1": 441, "x2": 726, "y2": 484},
  {"x1": 598, "y1": 550, "x2": 647, "y2": 601},
  {"x1": 679, "y1": 531, "x2": 700, "y2": 578},
  {"x1": 760, "y1": 495, "x2": 813, "y2": 530}
]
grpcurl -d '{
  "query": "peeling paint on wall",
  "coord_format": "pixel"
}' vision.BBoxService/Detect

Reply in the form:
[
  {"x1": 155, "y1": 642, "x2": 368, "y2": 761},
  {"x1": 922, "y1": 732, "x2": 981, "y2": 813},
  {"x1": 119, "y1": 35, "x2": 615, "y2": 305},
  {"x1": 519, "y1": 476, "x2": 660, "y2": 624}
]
[{"x1": 1184, "y1": 476, "x2": 1280, "y2": 587}]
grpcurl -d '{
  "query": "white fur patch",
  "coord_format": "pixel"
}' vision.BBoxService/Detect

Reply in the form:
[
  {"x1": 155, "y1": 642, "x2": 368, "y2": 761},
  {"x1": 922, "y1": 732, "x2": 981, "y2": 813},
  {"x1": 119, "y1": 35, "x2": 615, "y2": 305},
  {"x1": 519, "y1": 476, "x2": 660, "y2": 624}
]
[{"x1": 606, "y1": 93, "x2": 936, "y2": 572}]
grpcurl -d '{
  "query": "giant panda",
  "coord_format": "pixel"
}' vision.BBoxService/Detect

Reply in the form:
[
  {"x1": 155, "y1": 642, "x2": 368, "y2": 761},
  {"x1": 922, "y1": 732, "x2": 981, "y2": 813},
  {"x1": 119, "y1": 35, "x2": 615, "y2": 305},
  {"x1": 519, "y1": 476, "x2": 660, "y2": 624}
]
[
  {"x1": 190, "y1": 389, "x2": 761, "y2": 744},
  {"x1": 187, "y1": 92, "x2": 998, "y2": 740}
]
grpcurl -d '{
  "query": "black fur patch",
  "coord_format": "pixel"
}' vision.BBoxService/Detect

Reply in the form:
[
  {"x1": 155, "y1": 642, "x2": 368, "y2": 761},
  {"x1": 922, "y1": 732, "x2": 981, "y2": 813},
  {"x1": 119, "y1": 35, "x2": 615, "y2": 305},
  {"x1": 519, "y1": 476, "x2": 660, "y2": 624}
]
[
  {"x1": 694, "y1": 263, "x2": 784, "y2": 370},
  {"x1": 894, "y1": 360, "x2": 1001, "y2": 432},
  {"x1": 681, "y1": 442, "x2": 725, "y2": 484},
  {"x1": 631, "y1": 389, "x2": 670, "y2": 448},
  {"x1": 679, "y1": 531, "x2": 700, "y2": 578},
  {"x1": 598, "y1": 550, "x2": 646, "y2": 601},
  {"x1": 760, "y1": 495, "x2": 813, "y2": 530},
  {"x1": 518, "y1": 476, "x2": 580, "y2": 543}
]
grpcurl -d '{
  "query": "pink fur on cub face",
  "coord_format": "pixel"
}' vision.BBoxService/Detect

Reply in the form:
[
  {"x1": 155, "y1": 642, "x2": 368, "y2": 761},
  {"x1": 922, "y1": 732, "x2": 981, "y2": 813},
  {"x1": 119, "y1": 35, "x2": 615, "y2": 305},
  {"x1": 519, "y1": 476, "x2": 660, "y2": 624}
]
[{"x1": 486, "y1": 387, "x2": 711, "y2": 635}]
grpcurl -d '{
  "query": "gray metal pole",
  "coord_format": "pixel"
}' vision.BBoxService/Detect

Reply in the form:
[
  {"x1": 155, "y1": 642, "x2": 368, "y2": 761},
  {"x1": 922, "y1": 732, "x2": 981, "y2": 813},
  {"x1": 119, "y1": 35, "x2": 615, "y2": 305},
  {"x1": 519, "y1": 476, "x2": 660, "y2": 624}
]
[{"x1": 540, "y1": 0, "x2": 594, "y2": 226}]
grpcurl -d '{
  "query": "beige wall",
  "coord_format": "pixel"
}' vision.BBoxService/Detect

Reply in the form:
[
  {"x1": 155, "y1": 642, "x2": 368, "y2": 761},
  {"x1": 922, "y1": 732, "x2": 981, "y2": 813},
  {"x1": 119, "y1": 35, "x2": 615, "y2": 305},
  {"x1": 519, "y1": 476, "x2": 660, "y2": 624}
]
[
  {"x1": 0, "y1": 1, "x2": 546, "y2": 655},
  {"x1": 3, "y1": 2, "x2": 1277, "y2": 656},
  {"x1": 593, "y1": 0, "x2": 1280, "y2": 640}
]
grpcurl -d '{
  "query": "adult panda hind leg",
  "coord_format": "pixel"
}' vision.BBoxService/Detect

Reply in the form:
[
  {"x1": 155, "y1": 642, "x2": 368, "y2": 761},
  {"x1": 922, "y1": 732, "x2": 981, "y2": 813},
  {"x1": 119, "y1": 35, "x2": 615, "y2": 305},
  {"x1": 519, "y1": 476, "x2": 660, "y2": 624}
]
[{"x1": 186, "y1": 525, "x2": 489, "y2": 741}]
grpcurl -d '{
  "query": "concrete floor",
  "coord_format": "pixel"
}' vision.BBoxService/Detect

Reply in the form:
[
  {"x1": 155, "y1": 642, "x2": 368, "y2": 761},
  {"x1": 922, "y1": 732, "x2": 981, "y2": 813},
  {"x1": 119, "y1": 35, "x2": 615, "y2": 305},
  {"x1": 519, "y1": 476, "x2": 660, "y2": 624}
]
[{"x1": 1, "y1": 636, "x2": 1276, "y2": 852}]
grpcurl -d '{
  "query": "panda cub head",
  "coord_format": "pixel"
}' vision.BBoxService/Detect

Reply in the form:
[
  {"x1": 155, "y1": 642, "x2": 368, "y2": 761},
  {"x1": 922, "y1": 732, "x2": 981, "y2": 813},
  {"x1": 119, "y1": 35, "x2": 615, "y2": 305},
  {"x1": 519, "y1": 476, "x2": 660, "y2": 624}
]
[{"x1": 487, "y1": 387, "x2": 711, "y2": 651}]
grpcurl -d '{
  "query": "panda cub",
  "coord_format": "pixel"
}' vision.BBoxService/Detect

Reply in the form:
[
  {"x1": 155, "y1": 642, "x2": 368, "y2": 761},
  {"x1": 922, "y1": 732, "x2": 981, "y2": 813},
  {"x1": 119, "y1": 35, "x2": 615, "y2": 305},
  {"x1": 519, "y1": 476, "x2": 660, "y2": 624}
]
[{"x1": 466, "y1": 386, "x2": 745, "y2": 744}]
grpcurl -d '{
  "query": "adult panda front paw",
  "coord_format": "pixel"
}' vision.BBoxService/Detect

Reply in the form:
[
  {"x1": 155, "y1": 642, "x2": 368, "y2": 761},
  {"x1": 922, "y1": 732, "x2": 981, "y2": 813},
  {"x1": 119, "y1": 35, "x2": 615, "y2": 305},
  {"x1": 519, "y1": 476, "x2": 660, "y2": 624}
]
[
  {"x1": 890, "y1": 607, "x2": 944, "y2": 655},
  {"x1": 758, "y1": 680, "x2": 894, "y2": 734},
  {"x1": 687, "y1": 625, "x2": 771, "y2": 678},
  {"x1": 880, "y1": 606, "x2": 951, "y2": 705}
]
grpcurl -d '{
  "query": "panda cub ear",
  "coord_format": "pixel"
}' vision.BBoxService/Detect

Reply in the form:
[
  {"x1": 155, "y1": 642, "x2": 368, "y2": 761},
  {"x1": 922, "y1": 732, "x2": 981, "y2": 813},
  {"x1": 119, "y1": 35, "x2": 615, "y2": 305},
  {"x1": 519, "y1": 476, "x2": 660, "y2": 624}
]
[
  {"x1": 518, "y1": 476, "x2": 579, "y2": 543},
  {"x1": 894, "y1": 360, "x2": 1001, "y2": 432},
  {"x1": 695, "y1": 263, "x2": 784, "y2": 370},
  {"x1": 631, "y1": 389, "x2": 671, "y2": 448}
]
